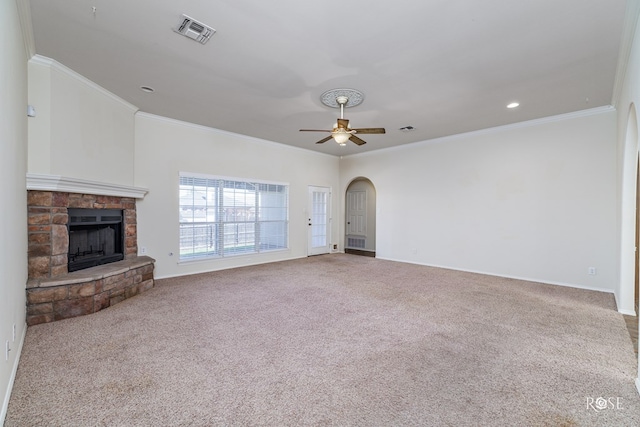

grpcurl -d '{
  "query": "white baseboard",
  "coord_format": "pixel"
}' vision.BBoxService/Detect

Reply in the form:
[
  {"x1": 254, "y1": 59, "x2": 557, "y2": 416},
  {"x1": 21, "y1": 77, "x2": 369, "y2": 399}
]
[
  {"x1": 377, "y1": 256, "x2": 618, "y2": 296},
  {"x1": 0, "y1": 323, "x2": 27, "y2": 425}
]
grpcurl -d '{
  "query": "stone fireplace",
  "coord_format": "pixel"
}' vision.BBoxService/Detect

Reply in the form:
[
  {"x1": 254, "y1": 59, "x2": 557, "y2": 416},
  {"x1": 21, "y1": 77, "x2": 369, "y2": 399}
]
[{"x1": 26, "y1": 185, "x2": 154, "y2": 326}]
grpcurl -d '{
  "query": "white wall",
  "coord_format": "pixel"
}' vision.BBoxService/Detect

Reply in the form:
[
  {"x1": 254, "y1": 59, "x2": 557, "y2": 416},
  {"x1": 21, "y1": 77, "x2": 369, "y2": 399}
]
[
  {"x1": 340, "y1": 108, "x2": 618, "y2": 293},
  {"x1": 134, "y1": 113, "x2": 340, "y2": 279},
  {"x1": 24, "y1": 53, "x2": 342, "y2": 281},
  {"x1": 27, "y1": 56, "x2": 138, "y2": 186},
  {"x1": 0, "y1": 0, "x2": 28, "y2": 422}
]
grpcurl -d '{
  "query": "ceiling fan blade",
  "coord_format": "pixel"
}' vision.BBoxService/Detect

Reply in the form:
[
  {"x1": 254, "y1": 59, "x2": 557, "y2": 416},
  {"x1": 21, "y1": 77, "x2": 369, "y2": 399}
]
[
  {"x1": 350, "y1": 135, "x2": 367, "y2": 145},
  {"x1": 315, "y1": 135, "x2": 334, "y2": 144},
  {"x1": 337, "y1": 118, "x2": 350, "y2": 129},
  {"x1": 353, "y1": 128, "x2": 386, "y2": 134},
  {"x1": 300, "y1": 129, "x2": 331, "y2": 132}
]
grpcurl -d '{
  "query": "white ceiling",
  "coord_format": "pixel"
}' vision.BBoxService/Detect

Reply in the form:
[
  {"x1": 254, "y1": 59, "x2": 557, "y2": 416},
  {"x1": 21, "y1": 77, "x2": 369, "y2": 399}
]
[{"x1": 28, "y1": 0, "x2": 628, "y2": 156}]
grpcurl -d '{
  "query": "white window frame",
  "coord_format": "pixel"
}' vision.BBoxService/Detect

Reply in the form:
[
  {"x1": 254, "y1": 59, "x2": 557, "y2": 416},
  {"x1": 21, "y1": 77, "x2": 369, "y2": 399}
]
[{"x1": 179, "y1": 172, "x2": 289, "y2": 261}]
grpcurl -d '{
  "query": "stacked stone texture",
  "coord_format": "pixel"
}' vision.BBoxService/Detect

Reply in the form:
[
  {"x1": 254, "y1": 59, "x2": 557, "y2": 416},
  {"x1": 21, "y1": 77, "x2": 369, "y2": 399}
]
[
  {"x1": 26, "y1": 262, "x2": 154, "y2": 325},
  {"x1": 27, "y1": 191, "x2": 137, "y2": 278},
  {"x1": 26, "y1": 191, "x2": 153, "y2": 325}
]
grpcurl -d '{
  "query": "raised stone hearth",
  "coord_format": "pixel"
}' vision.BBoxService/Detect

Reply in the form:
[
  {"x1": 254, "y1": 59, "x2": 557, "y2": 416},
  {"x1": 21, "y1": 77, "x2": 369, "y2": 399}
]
[
  {"x1": 26, "y1": 188, "x2": 154, "y2": 324},
  {"x1": 26, "y1": 257, "x2": 155, "y2": 326}
]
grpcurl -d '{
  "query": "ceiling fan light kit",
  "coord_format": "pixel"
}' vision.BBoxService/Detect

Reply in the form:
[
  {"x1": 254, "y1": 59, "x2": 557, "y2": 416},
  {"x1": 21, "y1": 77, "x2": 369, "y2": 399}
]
[
  {"x1": 332, "y1": 129, "x2": 352, "y2": 145},
  {"x1": 301, "y1": 88, "x2": 385, "y2": 146}
]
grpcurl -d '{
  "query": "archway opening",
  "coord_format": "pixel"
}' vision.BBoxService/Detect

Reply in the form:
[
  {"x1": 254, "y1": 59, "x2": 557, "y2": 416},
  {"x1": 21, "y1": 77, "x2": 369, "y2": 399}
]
[
  {"x1": 620, "y1": 103, "x2": 639, "y2": 369},
  {"x1": 621, "y1": 104, "x2": 639, "y2": 314},
  {"x1": 345, "y1": 178, "x2": 376, "y2": 257}
]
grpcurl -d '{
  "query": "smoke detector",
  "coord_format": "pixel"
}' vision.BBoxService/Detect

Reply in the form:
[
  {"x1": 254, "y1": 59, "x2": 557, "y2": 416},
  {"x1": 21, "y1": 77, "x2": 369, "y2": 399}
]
[{"x1": 174, "y1": 14, "x2": 215, "y2": 44}]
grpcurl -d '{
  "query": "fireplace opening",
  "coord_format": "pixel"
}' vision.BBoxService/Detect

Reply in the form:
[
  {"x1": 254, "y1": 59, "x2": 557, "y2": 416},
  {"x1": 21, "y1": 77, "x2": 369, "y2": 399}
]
[{"x1": 68, "y1": 208, "x2": 124, "y2": 272}]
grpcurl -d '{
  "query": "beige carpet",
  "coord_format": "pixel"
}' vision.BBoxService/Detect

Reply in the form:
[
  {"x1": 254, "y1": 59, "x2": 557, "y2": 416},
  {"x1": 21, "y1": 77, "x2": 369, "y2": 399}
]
[{"x1": 5, "y1": 254, "x2": 640, "y2": 426}]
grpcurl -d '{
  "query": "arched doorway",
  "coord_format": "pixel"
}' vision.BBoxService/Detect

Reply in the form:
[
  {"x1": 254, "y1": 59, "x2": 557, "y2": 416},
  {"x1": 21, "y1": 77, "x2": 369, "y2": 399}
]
[
  {"x1": 620, "y1": 104, "x2": 639, "y2": 315},
  {"x1": 619, "y1": 104, "x2": 639, "y2": 377},
  {"x1": 345, "y1": 178, "x2": 376, "y2": 257}
]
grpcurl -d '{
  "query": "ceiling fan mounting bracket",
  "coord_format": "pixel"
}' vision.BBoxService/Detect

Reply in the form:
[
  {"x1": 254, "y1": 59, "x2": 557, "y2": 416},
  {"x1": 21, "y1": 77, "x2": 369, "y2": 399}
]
[{"x1": 336, "y1": 95, "x2": 349, "y2": 106}]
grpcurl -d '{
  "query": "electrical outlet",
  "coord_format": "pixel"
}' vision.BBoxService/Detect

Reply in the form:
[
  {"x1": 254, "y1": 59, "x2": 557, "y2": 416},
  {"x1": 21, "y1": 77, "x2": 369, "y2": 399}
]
[
  {"x1": 140, "y1": 247, "x2": 147, "y2": 255},
  {"x1": 333, "y1": 244, "x2": 337, "y2": 250},
  {"x1": 5, "y1": 341, "x2": 9, "y2": 361},
  {"x1": 588, "y1": 267, "x2": 597, "y2": 275}
]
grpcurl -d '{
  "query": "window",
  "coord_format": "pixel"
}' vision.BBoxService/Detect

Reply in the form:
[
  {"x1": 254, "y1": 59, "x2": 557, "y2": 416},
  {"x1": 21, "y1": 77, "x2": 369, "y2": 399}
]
[{"x1": 179, "y1": 173, "x2": 288, "y2": 260}]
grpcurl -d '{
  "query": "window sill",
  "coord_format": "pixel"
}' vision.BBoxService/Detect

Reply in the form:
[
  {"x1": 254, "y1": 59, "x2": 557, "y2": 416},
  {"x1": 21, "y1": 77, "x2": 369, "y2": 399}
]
[{"x1": 177, "y1": 248, "x2": 289, "y2": 265}]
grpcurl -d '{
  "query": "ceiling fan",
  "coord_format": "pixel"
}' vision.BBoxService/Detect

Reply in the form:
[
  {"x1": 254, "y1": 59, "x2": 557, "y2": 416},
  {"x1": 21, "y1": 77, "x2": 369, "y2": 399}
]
[{"x1": 300, "y1": 95, "x2": 385, "y2": 146}]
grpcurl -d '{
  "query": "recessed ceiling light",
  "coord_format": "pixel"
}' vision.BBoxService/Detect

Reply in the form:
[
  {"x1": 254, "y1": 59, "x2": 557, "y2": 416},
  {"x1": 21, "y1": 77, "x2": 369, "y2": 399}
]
[
  {"x1": 140, "y1": 86, "x2": 155, "y2": 93},
  {"x1": 507, "y1": 102, "x2": 520, "y2": 109}
]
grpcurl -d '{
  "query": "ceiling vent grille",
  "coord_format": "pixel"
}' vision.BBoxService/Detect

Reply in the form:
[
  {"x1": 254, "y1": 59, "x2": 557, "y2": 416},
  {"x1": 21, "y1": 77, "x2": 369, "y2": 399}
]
[{"x1": 174, "y1": 14, "x2": 215, "y2": 44}]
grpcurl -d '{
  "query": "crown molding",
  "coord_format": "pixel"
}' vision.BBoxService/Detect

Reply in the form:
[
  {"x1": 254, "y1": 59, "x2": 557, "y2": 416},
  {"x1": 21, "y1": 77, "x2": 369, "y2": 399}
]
[
  {"x1": 342, "y1": 106, "x2": 616, "y2": 159},
  {"x1": 26, "y1": 173, "x2": 148, "y2": 199},
  {"x1": 135, "y1": 111, "x2": 337, "y2": 160},
  {"x1": 28, "y1": 55, "x2": 139, "y2": 113}
]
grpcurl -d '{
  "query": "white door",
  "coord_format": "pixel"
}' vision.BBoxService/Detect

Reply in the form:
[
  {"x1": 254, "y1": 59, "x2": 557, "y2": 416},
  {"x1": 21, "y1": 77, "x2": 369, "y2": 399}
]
[
  {"x1": 308, "y1": 186, "x2": 331, "y2": 255},
  {"x1": 346, "y1": 190, "x2": 366, "y2": 248}
]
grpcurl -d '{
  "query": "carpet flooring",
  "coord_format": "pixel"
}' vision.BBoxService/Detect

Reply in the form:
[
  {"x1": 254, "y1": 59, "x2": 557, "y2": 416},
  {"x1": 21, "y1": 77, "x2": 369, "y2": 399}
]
[
  {"x1": 623, "y1": 314, "x2": 639, "y2": 357},
  {"x1": 5, "y1": 254, "x2": 640, "y2": 426}
]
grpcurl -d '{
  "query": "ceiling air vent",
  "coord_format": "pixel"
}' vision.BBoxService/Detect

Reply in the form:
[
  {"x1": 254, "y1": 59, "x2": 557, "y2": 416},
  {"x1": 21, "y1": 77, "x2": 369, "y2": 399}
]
[{"x1": 174, "y1": 14, "x2": 215, "y2": 44}]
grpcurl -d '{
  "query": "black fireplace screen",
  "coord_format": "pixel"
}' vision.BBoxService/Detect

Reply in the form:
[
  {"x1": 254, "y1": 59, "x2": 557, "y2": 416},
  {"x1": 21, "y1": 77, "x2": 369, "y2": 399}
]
[{"x1": 67, "y1": 208, "x2": 124, "y2": 272}]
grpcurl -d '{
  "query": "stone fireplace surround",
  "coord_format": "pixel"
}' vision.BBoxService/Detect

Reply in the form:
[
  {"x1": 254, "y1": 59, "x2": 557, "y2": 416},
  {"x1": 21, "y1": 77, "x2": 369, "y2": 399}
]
[{"x1": 26, "y1": 175, "x2": 154, "y2": 326}]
